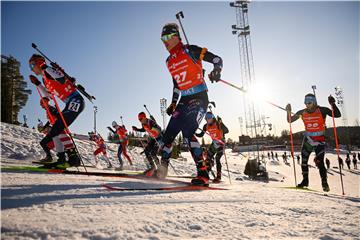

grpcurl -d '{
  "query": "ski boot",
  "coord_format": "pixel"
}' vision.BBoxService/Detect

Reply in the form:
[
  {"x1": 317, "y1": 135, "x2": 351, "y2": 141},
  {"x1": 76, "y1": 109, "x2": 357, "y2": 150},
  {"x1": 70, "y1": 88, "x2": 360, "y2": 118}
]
[
  {"x1": 297, "y1": 177, "x2": 309, "y2": 188},
  {"x1": 191, "y1": 170, "x2": 210, "y2": 186},
  {"x1": 322, "y1": 178, "x2": 330, "y2": 192},
  {"x1": 54, "y1": 152, "x2": 68, "y2": 169},
  {"x1": 143, "y1": 167, "x2": 156, "y2": 177},
  {"x1": 115, "y1": 166, "x2": 123, "y2": 171},
  {"x1": 213, "y1": 172, "x2": 222, "y2": 184},
  {"x1": 156, "y1": 160, "x2": 169, "y2": 179},
  {"x1": 67, "y1": 148, "x2": 81, "y2": 167},
  {"x1": 38, "y1": 155, "x2": 54, "y2": 164},
  {"x1": 191, "y1": 159, "x2": 210, "y2": 186}
]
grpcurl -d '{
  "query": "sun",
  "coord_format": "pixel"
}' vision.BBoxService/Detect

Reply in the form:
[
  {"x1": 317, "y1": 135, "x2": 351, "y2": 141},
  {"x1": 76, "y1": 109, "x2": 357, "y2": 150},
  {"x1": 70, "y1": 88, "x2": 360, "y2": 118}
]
[{"x1": 247, "y1": 81, "x2": 272, "y2": 104}]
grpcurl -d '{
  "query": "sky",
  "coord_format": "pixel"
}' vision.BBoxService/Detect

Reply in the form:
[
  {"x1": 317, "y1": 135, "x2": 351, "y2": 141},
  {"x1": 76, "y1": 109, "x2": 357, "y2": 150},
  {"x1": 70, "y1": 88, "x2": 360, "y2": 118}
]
[{"x1": 1, "y1": 1, "x2": 359, "y2": 143}]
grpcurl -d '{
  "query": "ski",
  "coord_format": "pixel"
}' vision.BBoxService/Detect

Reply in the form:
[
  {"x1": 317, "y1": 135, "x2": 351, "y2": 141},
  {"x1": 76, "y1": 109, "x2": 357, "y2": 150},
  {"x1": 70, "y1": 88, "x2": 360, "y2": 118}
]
[
  {"x1": 1, "y1": 165, "x2": 188, "y2": 185},
  {"x1": 2, "y1": 165, "x2": 56, "y2": 173},
  {"x1": 279, "y1": 186, "x2": 319, "y2": 192},
  {"x1": 102, "y1": 183, "x2": 227, "y2": 192},
  {"x1": 276, "y1": 186, "x2": 360, "y2": 202}
]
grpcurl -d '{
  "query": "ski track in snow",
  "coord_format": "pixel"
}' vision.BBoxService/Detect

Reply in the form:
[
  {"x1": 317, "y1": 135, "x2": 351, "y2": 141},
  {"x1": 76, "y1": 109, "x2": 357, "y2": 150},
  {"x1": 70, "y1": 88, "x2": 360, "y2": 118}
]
[{"x1": 1, "y1": 123, "x2": 359, "y2": 240}]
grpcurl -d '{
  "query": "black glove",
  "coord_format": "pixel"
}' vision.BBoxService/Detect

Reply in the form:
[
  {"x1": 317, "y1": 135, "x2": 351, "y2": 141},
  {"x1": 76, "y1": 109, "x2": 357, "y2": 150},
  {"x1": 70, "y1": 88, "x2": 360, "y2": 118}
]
[
  {"x1": 29, "y1": 75, "x2": 41, "y2": 86},
  {"x1": 132, "y1": 126, "x2": 138, "y2": 131},
  {"x1": 285, "y1": 103, "x2": 292, "y2": 112},
  {"x1": 166, "y1": 103, "x2": 176, "y2": 116},
  {"x1": 328, "y1": 95, "x2": 336, "y2": 105},
  {"x1": 208, "y1": 68, "x2": 221, "y2": 83}
]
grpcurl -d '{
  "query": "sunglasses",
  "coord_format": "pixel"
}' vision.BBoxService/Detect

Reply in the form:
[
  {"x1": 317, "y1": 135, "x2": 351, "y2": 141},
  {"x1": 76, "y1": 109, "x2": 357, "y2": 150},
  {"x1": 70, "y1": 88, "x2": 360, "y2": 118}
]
[
  {"x1": 305, "y1": 102, "x2": 314, "y2": 105},
  {"x1": 161, "y1": 33, "x2": 177, "y2": 42},
  {"x1": 29, "y1": 63, "x2": 35, "y2": 70}
]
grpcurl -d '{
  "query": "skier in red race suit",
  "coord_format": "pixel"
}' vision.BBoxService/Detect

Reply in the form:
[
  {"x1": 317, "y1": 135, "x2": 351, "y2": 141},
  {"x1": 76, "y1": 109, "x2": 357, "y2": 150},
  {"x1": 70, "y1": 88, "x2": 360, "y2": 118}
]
[
  {"x1": 38, "y1": 97, "x2": 75, "y2": 163},
  {"x1": 156, "y1": 23, "x2": 223, "y2": 186},
  {"x1": 29, "y1": 54, "x2": 84, "y2": 168},
  {"x1": 112, "y1": 121, "x2": 133, "y2": 168},
  {"x1": 88, "y1": 132, "x2": 112, "y2": 168},
  {"x1": 286, "y1": 93, "x2": 341, "y2": 192},
  {"x1": 195, "y1": 112, "x2": 229, "y2": 183},
  {"x1": 132, "y1": 112, "x2": 162, "y2": 176}
]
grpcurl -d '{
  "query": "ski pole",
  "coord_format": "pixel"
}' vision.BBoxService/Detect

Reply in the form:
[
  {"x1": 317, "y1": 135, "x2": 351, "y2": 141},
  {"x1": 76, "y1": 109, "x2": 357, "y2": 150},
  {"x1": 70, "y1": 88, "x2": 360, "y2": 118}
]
[
  {"x1": 288, "y1": 112, "x2": 297, "y2": 187},
  {"x1": 223, "y1": 144, "x2": 232, "y2": 184},
  {"x1": 218, "y1": 79, "x2": 293, "y2": 114},
  {"x1": 175, "y1": 11, "x2": 190, "y2": 45},
  {"x1": 31, "y1": 43, "x2": 96, "y2": 103},
  {"x1": 50, "y1": 94, "x2": 88, "y2": 173},
  {"x1": 120, "y1": 116, "x2": 124, "y2": 126},
  {"x1": 330, "y1": 100, "x2": 345, "y2": 195}
]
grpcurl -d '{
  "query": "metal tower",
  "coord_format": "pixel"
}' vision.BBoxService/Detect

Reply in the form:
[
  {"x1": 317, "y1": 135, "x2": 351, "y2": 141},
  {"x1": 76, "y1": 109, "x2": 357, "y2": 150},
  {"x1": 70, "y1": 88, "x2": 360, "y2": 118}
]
[
  {"x1": 334, "y1": 86, "x2": 351, "y2": 150},
  {"x1": 160, "y1": 98, "x2": 168, "y2": 129},
  {"x1": 230, "y1": 0, "x2": 262, "y2": 158}
]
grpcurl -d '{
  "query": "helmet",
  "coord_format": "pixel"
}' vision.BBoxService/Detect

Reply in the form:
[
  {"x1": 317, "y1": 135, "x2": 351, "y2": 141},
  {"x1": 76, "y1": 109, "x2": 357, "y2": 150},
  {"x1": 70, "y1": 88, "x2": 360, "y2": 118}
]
[
  {"x1": 304, "y1": 93, "x2": 317, "y2": 105},
  {"x1": 138, "y1": 112, "x2": 146, "y2": 121},
  {"x1": 161, "y1": 23, "x2": 180, "y2": 37},
  {"x1": 205, "y1": 112, "x2": 215, "y2": 120},
  {"x1": 29, "y1": 54, "x2": 45, "y2": 67},
  {"x1": 112, "y1": 121, "x2": 118, "y2": 128}
]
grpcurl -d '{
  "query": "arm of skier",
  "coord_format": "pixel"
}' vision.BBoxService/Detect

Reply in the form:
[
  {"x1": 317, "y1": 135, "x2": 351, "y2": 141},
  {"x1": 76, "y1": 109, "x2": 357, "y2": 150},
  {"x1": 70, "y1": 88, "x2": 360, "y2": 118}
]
[
  {"x1": 189, "y1": 45, "x2": 223, "y2": 82},
  {"x1": 166, "y1": 80, "x2": 180, "y2": 116},
  {"x1": 132, "y1": 126, "x2": 145, "y2": 132},
  {"x1": 286, "y1": 104, "x2": 301, "y2": 123},
  {"x1": 323, "y1": 95, "x2": 341, "y2": 118}
]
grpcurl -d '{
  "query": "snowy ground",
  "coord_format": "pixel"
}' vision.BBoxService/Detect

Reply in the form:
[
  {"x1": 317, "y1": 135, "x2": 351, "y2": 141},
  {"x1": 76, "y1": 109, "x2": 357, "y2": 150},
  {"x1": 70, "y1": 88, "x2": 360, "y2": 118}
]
[{"x1": 1, "y1": 123, "x2": 359, "y2": 239}]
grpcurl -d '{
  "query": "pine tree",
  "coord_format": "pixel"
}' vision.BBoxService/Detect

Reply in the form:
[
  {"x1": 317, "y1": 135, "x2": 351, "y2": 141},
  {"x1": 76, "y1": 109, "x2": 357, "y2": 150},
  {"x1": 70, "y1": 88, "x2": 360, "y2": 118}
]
[{"x1": 1, "y1": 55, "x2": 31, "y2": 124}]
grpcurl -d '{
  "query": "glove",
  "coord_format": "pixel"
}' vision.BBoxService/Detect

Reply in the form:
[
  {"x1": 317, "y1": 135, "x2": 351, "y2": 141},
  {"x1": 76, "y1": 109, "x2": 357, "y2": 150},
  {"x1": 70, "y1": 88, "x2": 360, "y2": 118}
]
[
  {"x1": 29, "y1": 75, "x2": 41, "y2": 86},
  {"x1": 328, "y1": 95, "x2": 336, "y2": 105},
  {"x1": 285, "y1": 103, "x2": 292, "y2": 112},
  {"x1": 166, "y1": 103, "x2": 176, "y2": 116},
  {"x1": 132, "y1": 126, "x2": 138, "y2": 131},
  {"x1": 208, "y1": 68, "x2": 221, "y2": 83}
]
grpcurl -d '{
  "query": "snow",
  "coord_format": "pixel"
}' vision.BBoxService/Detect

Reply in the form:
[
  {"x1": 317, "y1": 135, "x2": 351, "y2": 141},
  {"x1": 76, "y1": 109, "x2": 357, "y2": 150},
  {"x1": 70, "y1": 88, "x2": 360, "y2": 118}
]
[{"x1": 1, "y1": 122, "x2": 359, "y2": 239}]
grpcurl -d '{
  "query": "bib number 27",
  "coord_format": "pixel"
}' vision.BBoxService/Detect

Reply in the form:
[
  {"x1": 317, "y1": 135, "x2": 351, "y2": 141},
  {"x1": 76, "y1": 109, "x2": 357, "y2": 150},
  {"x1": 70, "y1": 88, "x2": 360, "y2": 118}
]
[{"x1": 174, "y1": 71, "x2": 187, "y2": 84}]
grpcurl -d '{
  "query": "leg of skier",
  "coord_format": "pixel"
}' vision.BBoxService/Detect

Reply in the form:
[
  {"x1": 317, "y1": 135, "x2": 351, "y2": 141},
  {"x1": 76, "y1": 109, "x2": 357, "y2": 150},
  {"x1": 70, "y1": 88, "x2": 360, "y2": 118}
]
[
  {"x1": 180, "y1": 99, "x2": 208, "y2": 186},
  {"x1": 117, "y1": 144, "x2": 124, "y2": 170},
  {"x1": 40, "y1": 96, "x2": 85, "y2": 167},
  {"x1": 214, "y1": 145, "x2": 224, "y2": 183},
  {"x1": 94, "y1": 147, "x2": 103, "y2": 167},
  {"x1": 103, "y1": 148, "x2": 112, "y2": 168},
  {"x1": 298, "y1": 140, "x2": 312, "y2": 188},
  {"x1": 121, "y1": 141, "x2": 132, "y2": 165},
  {"x1": 206, "y1": 143, "x2": 216, "y2": 176},
  {"x1": 314, "y1": 143, "x2": 329, "y2": 192},
  {"x1": 143, "y1": 139, "x2": 158, "y2": 176}
]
